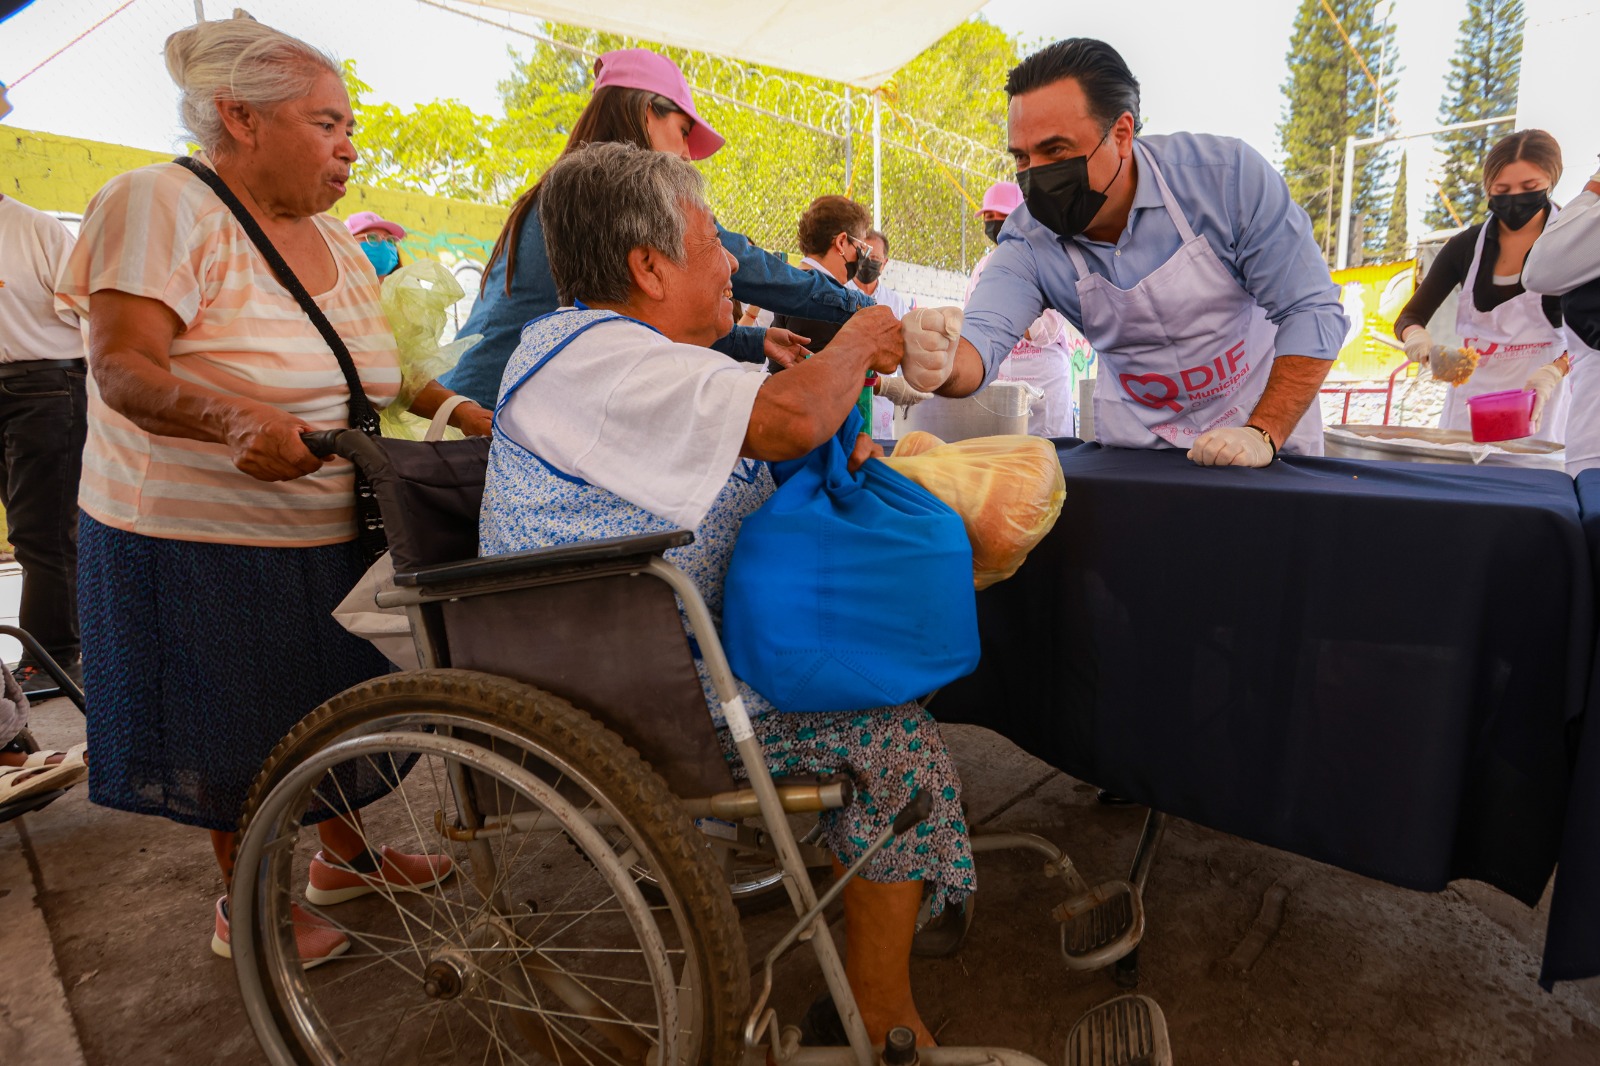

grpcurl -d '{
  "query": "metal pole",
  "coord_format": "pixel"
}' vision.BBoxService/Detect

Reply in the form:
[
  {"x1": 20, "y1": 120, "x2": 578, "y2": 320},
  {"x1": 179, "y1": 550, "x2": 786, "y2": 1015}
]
[
  {"x1": 1335, "y1": 113, "x2": 1514, "y2": 271},
  {"x1": 843, "y1": 88, "x2": 852, "y2": 193},
  {"x1": 871, "y1": 93, "x2": 882, "y2": 230},
  {"x1": 1336, "y1": 134, "x2": 1357, "y2": 271},
  {"x1": 194, "y1": 0, "x2": 205, "y2": 20},
  {"x1": 1324, "y1": 145, "x2": 1336, "y2": 263}
]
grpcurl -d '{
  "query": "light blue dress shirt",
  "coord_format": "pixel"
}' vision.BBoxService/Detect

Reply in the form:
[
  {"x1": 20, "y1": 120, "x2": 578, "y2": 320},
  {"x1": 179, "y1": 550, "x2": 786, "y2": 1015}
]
[{"x1": 962, "y1": 132, "x2": 1348, "y2": 385}]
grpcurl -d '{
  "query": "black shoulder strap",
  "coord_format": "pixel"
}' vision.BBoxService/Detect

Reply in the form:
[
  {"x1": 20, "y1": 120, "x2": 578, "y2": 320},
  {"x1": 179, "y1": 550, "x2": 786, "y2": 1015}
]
[{"x1": 172, "y1": 156, "x2": 378, "y2": 436}]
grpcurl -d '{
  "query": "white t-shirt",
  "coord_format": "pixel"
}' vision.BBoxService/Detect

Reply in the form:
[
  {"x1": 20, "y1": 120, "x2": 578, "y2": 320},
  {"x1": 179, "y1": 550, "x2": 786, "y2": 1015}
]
[
  {"x1": 848, "y1": 277, "x2": 916, "y2": 319},
  {"x1": 0, "y1": 196, "x2": 82, "y2": 362},
  {"x1": 496, "y1": 315, "x2": 767, "y2": 529}
]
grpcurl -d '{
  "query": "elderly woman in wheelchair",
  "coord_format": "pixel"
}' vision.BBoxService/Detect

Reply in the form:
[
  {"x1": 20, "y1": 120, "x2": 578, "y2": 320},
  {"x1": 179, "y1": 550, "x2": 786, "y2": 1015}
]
[
  {"x1": 478, "y1": 141, "x2": 971, "y2": 1047},
  {"x1": 229, "y1": 140, "x2": 1166, "y2": 1066}
]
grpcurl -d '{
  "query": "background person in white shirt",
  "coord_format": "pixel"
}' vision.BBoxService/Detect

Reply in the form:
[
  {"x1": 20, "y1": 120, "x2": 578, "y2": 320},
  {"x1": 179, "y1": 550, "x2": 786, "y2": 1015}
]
[
  {"x1": 849, "y1": 229, "x2": 917, "y2": 320},
  {"x1": 0, "y1": 194, "x2": 86, "y2": 693}
]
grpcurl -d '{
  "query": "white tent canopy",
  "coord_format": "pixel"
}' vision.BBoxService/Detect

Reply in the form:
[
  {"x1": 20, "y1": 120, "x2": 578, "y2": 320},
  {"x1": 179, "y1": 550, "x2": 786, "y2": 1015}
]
[{"x1": 451, "y1": 0, "x2": 987, "y2": 88}]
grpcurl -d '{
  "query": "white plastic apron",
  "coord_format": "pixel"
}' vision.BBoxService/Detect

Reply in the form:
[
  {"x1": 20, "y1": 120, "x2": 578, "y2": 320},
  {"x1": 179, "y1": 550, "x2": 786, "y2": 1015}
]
[
  {"x1": 997, "y1": 312, "x2": 1077, "y2": 437},
  {"x1": 1443, "y1": 221, "x2": 1569, "y2": 440},
  {"x1": 1065, "y1": 142, "x2": 1323, "y2": 456}
]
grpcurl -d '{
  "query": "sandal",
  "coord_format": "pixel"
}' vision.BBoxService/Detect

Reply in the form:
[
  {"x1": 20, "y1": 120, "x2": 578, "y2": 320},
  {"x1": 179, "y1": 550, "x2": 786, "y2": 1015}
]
[{"x1": 0, "y1": 743, "x2": 87, "y2": 803}]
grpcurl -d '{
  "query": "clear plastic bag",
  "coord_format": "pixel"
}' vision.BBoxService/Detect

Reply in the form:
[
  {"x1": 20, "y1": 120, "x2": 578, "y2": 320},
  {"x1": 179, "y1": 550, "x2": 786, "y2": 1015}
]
[
  {"x1": 377, "y1": 259, "x2": 483, "y2": 439},
  {"x1": 883, "y1": 431, "x2": 1066, "y2": 589}
]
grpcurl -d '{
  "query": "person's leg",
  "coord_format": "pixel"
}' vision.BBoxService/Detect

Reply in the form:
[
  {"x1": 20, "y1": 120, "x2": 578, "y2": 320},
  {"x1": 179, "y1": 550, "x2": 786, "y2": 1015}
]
[
  {"x1": 840, "y1": 864, "x2": 936, "y2": 1045},
  {"x1": 2, "y1": 368, "x2": 87, "y2": 668},
  {"x1": 211, "y1": 828, "x2": 236, "y2": 889}
]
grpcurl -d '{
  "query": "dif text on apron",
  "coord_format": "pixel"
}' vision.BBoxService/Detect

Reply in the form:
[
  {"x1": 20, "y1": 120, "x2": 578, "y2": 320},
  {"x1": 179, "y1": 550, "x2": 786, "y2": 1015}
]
[
  {"x1": 1066, "y1": 141, "x2": 1324, "y2": 456},
  {"x1": 1443, "y1": 219, "x2": 1569, "y2": 441}
]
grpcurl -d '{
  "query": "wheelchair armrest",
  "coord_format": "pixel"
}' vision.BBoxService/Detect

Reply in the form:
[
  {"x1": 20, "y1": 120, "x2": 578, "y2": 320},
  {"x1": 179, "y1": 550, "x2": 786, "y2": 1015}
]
[{"x1": 393, "y1": 530, "x2": 695, "y2": 591}]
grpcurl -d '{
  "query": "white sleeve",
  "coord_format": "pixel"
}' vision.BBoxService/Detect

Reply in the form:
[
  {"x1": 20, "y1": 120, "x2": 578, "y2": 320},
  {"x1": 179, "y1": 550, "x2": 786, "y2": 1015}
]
[
  {"x1": 1525, "y1": 190, "x2": 1600, "y2": 295},
  {"x1": 497, "y1": 320, "x2": 766, "y2": 530}
]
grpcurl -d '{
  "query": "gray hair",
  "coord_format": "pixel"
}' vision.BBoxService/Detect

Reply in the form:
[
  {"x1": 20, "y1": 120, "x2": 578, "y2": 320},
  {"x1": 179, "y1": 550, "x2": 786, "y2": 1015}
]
[
  {"x1": 164, "y1": 13, "x2": 341, "y2": 154},
  {"x1": 537, "y1": 142, "x2": 709, "y2": 306}
]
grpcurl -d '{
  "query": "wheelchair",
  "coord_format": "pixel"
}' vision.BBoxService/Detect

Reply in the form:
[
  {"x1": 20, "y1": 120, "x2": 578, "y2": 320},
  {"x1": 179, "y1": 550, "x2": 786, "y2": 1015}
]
[{"x1": 228, "y1": 429, "x2": 1172, "y2": 1066}]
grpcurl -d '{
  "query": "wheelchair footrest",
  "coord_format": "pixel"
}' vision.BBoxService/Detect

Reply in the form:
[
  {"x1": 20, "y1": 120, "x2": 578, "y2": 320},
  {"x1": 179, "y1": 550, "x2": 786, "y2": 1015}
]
[
  {"x1": 1052, "y1": 879, "x2": 1145, "y2": 971},
  {"x1": 1064, "y1": 993, "x2": 1172, "y2": 1066}
]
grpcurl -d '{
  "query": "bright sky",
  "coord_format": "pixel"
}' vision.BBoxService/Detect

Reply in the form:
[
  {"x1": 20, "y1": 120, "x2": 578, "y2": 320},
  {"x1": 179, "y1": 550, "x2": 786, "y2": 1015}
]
[{"x1": 0, "y1": 0, "x2": 1590, "y2": 232}]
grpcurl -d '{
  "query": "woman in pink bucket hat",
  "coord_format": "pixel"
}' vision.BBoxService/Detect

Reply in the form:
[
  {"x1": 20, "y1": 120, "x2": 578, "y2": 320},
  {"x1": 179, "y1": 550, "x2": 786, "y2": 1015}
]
[{"x1": 442, "y1": 48, "x2": 878, "y2": 406}]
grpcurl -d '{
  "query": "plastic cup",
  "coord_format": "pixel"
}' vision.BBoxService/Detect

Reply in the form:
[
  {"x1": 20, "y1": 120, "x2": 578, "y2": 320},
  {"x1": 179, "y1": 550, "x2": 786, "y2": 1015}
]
[{"x1": 1465, "y1": 388, "x2": 1537, "y2": 443}]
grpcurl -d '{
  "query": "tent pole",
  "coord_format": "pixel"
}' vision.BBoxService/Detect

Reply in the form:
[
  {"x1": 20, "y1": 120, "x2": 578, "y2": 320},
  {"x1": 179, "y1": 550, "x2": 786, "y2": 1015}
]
[
  {"x1": 194, "y1": 0, "x2": 206, "y2": 20},
  {"x1": 1336, "y1": 134, "x2": 1355, "y2": 271},
  {"x1": 871, "y1": 93, "x2": 882, "y2": 230}
]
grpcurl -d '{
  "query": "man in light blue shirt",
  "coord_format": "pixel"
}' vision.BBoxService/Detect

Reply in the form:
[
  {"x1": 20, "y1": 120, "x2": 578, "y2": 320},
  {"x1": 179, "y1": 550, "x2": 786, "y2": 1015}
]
[{"x1": 906, "y1": 39, "x2": 1347, "y2": 466}]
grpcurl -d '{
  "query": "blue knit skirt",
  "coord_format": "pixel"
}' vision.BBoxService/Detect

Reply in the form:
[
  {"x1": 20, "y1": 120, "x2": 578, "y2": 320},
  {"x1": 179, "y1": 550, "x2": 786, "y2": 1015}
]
[{"x1": 78, "y1": 514, "x2": 393, "y2": 831}]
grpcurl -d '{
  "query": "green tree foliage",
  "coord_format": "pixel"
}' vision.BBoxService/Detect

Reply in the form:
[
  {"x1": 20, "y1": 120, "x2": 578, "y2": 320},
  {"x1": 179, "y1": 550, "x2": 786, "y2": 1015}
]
[
  {"x1": 1424, "y1": 0, "x2": 1523, "y2": 232},
  {"x1": 343, "y1": 18, "x2": 1019, "y2": 272},
  {"x1": 1279, "y1": 0, "x2": 1400, "y2": 264},
  {"x1": 1382, "y1": 149, "x2": 1408, "y2": 259}
]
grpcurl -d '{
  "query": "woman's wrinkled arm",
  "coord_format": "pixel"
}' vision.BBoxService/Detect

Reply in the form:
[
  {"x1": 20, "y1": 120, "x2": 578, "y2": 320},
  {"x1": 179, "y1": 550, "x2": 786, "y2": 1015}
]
[
  {"x1": 411, "y1": 379, "x2": 493, "y2": 436},
  {"x1": 89, "y1": 290, "x2": 324, "y2": 481},
  {"x1": 742, "y1": 305, "x2": 901, "y2": 462}
]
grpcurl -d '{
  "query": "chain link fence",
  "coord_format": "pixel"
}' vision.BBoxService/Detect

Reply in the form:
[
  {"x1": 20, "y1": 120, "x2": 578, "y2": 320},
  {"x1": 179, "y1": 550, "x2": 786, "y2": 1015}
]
[{"x1": 4, "y1": 0, "x2": 1013, "y2": 286}]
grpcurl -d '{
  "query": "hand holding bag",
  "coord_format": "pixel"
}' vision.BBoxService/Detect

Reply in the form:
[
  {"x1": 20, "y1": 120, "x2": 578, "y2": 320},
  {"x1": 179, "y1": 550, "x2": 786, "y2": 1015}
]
[{"x1": 721, "y1": 408, "x2": 980, "y2": 713}]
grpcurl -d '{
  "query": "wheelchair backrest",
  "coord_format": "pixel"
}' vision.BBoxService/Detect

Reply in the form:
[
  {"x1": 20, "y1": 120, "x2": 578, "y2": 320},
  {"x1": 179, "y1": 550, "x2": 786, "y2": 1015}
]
[{"x1": 352, "y1": 434, "x2": 737, "y2": 796}]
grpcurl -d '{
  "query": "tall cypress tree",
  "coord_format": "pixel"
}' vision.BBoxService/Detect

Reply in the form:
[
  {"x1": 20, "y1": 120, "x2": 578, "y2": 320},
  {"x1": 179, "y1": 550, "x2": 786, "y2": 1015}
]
[
  {"x1": 1279, "y1": 0, "x2": 1400, "y2": 265},
  {"x1": 1424, "y1": 0, "x2": 1523, "y2": 231}
]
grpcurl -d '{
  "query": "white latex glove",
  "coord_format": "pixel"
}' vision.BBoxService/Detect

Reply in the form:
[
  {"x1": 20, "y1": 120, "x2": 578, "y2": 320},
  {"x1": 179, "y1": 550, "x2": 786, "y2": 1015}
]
[
  {"x1": 901, "y1": 306, "x2": 963, "y2": 392},
  {"x1": 1526, "y1": 362, "x2": 1566, "y2": 433},
  {"x1": 1402, "y1": 326, "x2": 1435, "y2": 366},
  {"x1": 1187, "y1": 426, "x2": 1275, "y2": 468},
  {"x1": 874, "y1": 373, "x2": 932, "y2": 408}
]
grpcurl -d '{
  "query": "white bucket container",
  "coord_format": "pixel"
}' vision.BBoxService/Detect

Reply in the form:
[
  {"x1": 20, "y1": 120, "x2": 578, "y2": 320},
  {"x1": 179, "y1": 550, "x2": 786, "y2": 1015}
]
[{"x1": 897, "y1": 381, "x2": 1040, "y2": 441}]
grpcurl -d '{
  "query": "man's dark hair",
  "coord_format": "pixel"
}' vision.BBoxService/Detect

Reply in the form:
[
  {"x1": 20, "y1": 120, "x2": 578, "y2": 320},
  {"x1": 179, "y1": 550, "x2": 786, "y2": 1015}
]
[
  {"x1": 1005, "y1": 38, "x2": 1143, "y2": 135},
  {"x1": 866, "y1": 228, "x2": 890, "y2": 257}
]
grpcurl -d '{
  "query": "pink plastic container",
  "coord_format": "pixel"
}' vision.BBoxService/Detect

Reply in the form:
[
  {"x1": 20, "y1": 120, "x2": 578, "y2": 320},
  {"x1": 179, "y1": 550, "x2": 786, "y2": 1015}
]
[{"x1": 1466, "y1": 388, "x2": 1537, "y2": 443}]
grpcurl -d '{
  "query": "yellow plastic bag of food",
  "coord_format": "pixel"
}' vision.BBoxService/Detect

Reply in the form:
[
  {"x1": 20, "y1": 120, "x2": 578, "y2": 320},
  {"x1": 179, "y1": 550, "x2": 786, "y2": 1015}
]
[
  {"x1": 377, "y1": 259, "x2": 483, "y2": 439},
  {"x1": 882, "y1": 431, "x2": 1066, "y2": 589}
]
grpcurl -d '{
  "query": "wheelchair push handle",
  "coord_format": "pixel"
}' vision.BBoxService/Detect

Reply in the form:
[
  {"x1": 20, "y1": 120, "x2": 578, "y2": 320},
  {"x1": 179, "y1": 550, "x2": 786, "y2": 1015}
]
[
  {"x1": 892, "y1": 789, "x2": 934, "y2": 837},
  {"x1": 300, "y1": 429, "x2": 345, "y2": 459}
]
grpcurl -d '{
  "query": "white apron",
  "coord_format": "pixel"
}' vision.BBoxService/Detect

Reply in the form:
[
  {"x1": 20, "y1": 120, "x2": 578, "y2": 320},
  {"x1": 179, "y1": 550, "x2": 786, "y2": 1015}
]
[
  {"x1": 1443, "y1": 221, "x2": 1569, "y2": 441},
  {"x1": 1065, "y1": 142, "x2": 1324, "y2": 456},
  {"x1": 997, "y1": 310, "x2": 1077, "y2": 437}
]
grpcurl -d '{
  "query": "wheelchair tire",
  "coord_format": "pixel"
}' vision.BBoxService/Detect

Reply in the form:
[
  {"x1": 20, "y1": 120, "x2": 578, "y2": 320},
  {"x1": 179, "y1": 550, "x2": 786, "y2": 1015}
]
[{"x1": 231, "y1": 669, "x2": 748, "y2": 1066}]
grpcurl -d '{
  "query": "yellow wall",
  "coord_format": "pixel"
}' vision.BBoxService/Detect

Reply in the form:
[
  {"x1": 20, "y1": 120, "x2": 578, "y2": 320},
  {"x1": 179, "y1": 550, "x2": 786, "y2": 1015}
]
[{"x1": 2, "y1": 127, "x2": 508, "y2": 268}]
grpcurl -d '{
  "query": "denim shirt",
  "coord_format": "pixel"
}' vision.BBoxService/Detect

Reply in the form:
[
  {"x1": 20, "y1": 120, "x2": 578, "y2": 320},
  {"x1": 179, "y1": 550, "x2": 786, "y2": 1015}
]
[{"x1": 442, "y1": 211, "x2": 876, "y2": 406}]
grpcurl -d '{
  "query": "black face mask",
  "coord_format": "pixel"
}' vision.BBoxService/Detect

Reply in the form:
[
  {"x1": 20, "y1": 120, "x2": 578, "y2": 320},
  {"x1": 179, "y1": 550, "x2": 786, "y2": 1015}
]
[
  {"x1": 1017, "y1": 131, "x2": 1124, "y2": 239},
  {"x1": 855, "y1": 252, "x2": 884, "y2": 285},
  {"x1": 1489, "y1": 189, "x2": 1551, "y2": 231},
  {"x1": 841, "y1": 238, "x2": 861, "y2": 283},
  {"x1": 984, "y1": 218, "x2": 1005, "y2": 244}
]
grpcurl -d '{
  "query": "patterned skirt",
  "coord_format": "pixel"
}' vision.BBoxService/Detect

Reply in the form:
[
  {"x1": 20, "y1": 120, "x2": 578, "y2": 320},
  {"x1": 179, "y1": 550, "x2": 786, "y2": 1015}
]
[
  {"x1": 719, "y1": 705, "x2": 974, "y2": 915},
  {"x1": 77, "y1": 514, "x2": 393, "y2": 831}
]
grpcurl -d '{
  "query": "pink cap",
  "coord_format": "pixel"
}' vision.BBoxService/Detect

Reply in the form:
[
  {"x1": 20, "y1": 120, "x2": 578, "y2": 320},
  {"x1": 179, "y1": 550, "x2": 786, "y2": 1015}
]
[
  {"x1": 593, "y1": 48, "x2": 725, "y2": 160},
  {"x1": 345, "y1": 211, "x2": 405, "y2": 240},
  {"x1": 979, "y1": 181, "x2": 1023, "y2": 217}
]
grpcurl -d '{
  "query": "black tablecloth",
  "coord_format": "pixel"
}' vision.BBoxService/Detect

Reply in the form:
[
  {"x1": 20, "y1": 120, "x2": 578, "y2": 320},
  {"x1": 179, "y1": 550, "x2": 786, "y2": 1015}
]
[
  {"x1": 1541, "y1": 471, "x2": 1600, "y2": 987},
  {"x1": 934, "y1": 443, "x2": 1592, "y2": 967}
]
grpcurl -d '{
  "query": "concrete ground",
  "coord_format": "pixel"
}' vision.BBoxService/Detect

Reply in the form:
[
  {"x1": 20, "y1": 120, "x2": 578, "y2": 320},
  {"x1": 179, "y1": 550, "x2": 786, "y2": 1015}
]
[{"x1": 5, "y1": 694, "x2": 1600, "y2": 1066}]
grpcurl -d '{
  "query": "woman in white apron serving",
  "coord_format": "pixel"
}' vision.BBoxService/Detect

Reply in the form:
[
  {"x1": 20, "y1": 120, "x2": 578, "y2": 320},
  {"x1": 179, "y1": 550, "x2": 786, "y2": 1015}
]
[
  {"x1": 904, "y1": 39, "x2": 1349, "y2": 468},
  {"x1": 1395, "y1": 130, "x2": 1570, "y2": 439}
]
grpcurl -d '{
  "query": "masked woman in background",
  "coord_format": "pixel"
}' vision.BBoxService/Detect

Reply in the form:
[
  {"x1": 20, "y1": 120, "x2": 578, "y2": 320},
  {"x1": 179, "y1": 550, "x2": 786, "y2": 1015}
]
[{"x1": 1394, "y1": 130, "x2": 1570, "y2": 438}]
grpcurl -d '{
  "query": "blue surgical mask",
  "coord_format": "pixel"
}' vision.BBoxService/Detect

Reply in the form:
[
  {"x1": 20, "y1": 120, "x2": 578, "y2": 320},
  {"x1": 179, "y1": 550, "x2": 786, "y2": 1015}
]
[{"x1": 361, "y1": 240, "x2": 400, "y2": 277}]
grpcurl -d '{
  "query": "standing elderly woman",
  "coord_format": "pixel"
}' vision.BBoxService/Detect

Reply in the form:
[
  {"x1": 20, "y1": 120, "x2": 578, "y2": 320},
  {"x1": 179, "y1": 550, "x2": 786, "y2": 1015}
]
[
  {"x1": 481, "y1": 141, "x2": 971, "y2": 1046},
  {"x1": 55, "y1": 16, "x2": 485, "y2": 963}
]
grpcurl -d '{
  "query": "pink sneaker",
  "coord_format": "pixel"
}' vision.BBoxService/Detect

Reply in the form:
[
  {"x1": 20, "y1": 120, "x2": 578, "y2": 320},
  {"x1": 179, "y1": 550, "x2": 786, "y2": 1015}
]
[
  {"x1": 305, "y1": 845, "x2": 455, "y2": 905},
  {"x1": 211, "y1": 896, "x2": 349, "y2": 969}
]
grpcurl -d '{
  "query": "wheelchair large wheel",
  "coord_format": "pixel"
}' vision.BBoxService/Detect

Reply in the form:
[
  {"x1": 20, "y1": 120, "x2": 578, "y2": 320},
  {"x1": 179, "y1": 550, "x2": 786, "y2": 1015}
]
[{"x1": 231, "y1": 670, "x2": 748, "y2": 1066}]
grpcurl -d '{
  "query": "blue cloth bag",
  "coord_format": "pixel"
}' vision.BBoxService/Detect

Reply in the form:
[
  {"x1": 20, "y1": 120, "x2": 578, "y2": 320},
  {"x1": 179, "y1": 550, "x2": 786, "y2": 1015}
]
[{"x1": 722, "y1": 407, "x2": 980, "y2": 713}]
